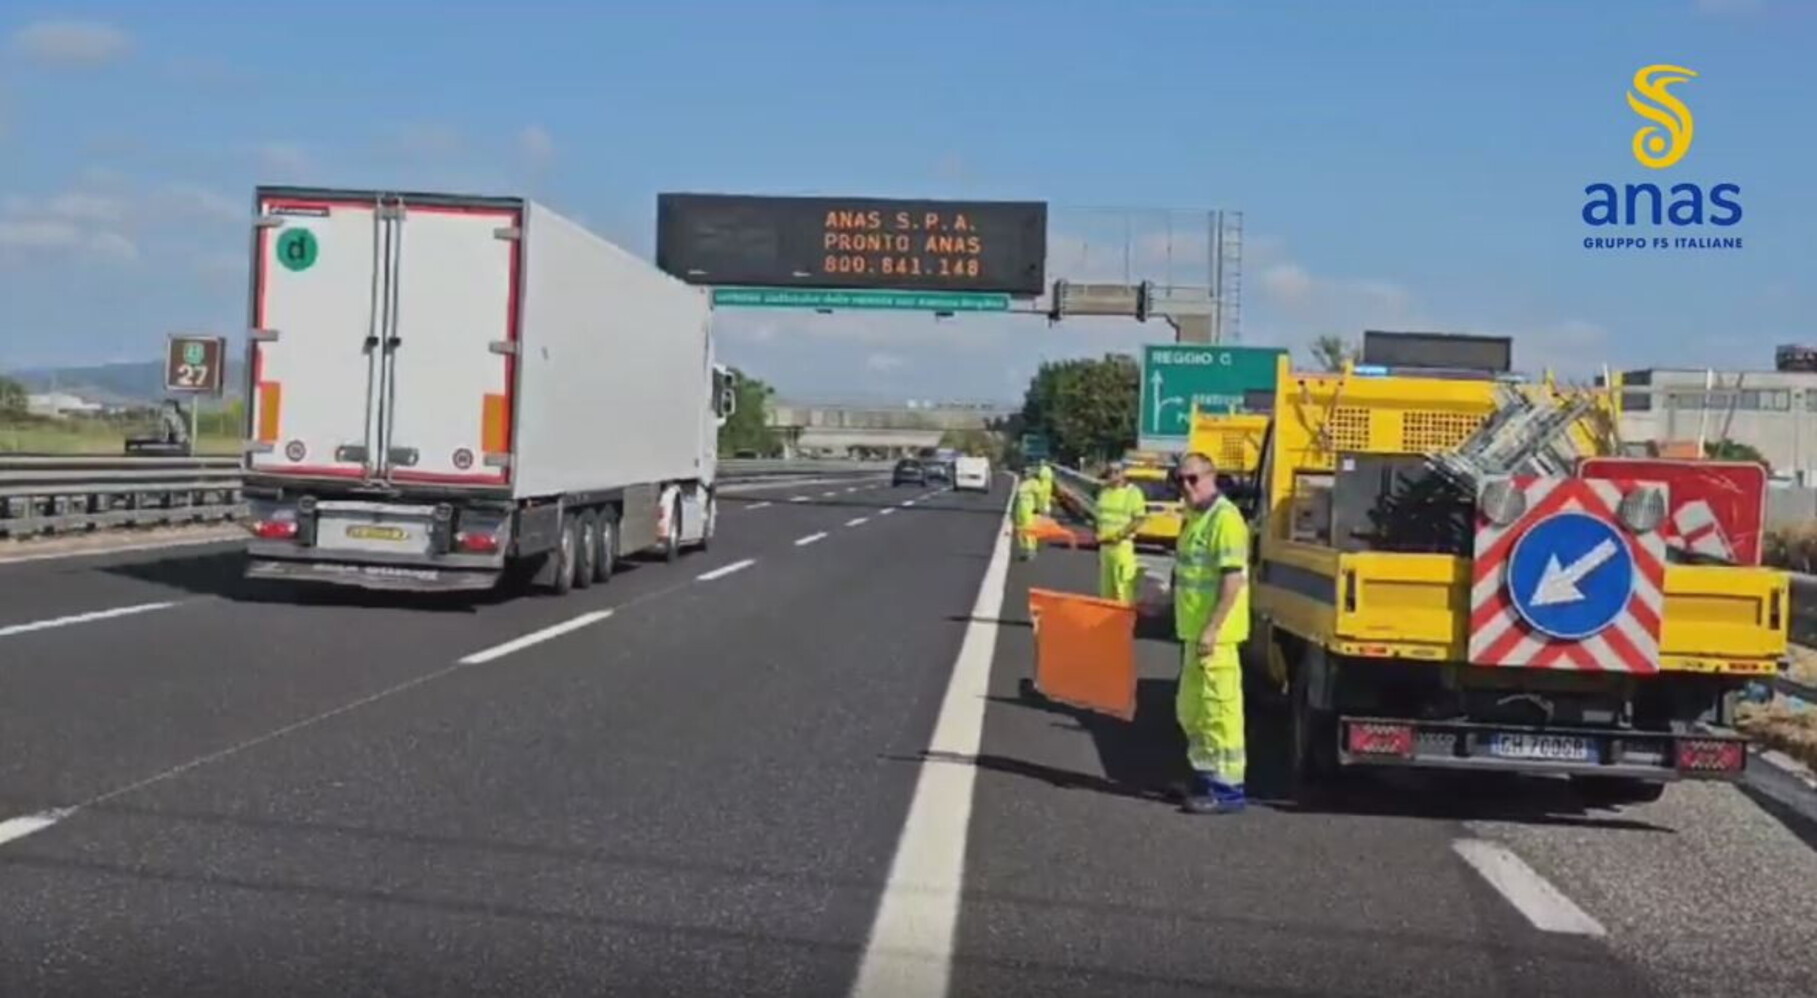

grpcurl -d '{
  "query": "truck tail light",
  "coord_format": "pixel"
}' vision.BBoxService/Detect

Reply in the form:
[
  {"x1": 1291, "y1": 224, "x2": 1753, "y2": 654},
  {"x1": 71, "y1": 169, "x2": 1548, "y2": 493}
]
[
  {"x1": 1676, "y1": 738, "x2": 1745, "y2": 773},
  {"x1": 455, "y1": 530, "x2": 499, "y2": 554},
  {"x1": 252, "y1": 519, "x2": 298, "y2": 540},
  {"x1": 1347, "y1": 722, "x2": 1414, "y2": 758}
]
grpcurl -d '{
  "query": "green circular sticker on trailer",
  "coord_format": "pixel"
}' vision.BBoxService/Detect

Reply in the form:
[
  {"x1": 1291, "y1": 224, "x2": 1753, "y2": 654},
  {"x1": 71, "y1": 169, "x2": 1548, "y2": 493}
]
[{"x1": 275, "y1": 228, "x2": 319, "y2": 272}]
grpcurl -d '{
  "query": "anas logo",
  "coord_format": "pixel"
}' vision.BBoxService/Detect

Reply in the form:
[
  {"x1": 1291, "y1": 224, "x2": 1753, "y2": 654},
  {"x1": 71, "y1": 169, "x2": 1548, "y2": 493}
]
[
  {"x1": 1628, "y1": 64, "x2": 1696, "y2": 169},
  {"x1": 1583, "y1": 63, "x2": 1742, "y2": 251}
]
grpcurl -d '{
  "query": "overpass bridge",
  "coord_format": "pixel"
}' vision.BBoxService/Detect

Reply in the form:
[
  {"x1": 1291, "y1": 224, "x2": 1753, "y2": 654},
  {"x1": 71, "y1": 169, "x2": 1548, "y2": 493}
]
[{"x1": 766, "y1": 400, "x2": 1019, "y2": 458}]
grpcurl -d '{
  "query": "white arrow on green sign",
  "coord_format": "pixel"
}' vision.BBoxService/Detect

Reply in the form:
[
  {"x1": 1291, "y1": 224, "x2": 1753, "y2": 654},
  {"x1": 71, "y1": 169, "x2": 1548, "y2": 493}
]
[
  {"x1": 1138, "y1": 343, "x2": 1288, "y2": 447},
  {"x1": 711, "y1": 287, "x2": 1011, "y2": 312}
]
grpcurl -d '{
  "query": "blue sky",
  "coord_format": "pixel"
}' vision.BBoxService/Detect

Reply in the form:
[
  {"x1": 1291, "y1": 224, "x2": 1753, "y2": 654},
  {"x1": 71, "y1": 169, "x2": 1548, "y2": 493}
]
[{"x1": 1, "y1": 0, "x2": 1813, "y2": 402}]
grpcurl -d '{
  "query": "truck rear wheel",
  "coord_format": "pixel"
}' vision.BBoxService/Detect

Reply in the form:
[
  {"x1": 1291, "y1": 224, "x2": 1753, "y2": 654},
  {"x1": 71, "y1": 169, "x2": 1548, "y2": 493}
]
[
  {"x1": 593, "y1": 510, "x2": 618, "y2": 584},
  {"x1": 1290, "y1": 654, "x2": 1339, "y2": 797},
  {"x1": 573, "y1": 512, "x2": 598, "y2": 590},
  {"x1": 549, "y1": 515, "x2": 579, "y2": 595}
]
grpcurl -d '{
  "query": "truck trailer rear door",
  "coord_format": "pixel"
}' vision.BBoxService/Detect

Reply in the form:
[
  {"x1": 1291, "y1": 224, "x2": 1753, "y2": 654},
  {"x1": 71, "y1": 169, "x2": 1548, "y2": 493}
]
[
  {"x1": 248, "y1": 194, "x2": 385, "y2": 479},
  {"x1": 247, "y1": 190, "x2": 520, "y2": 489},
  {"x1": 378, "y1": 199, "x2": 520, "y2": 487}
]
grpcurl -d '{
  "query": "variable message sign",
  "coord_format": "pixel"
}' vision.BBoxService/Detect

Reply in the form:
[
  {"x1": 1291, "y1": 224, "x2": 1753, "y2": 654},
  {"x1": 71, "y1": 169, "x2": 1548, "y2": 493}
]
[
  {"x1": 1138, "y1": 344, "x2": 1287, "y2": 448},
  {"x1": 164, "y1": 334, "x2": 227, "y2": 395},
  {"x1": 656, "y1": 193, "x2": 1048, "y2": 296}
]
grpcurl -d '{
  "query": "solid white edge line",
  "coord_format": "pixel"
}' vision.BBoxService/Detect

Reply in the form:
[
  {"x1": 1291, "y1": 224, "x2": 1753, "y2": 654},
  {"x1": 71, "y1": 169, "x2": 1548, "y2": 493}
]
[
  {"x1": 457, "y1": 609, "x2": 615, "y2": 665},
  {"x1": 795, "y1": 532, "x2": 828, "y2": 546},
  {"x1": 697, "y1": 558, "x2": 757, "y2": 581},
  {"x1": 845, "y1": 517, "x2": 870, "y2": 527},
  {"x1": 0, "y1": 810, "x2": 68, "y2": 848},
  {"x1": 848, "y1": 480, "x2": 1015, "y2": 998},
  {"x1": 0, "y1": 533, "x2": 241, "y2": 567},
  {"x1": 0, "y1": 601, "x2": 179, "y2": 640},
  {"x1": 1452, "y1": 838, "x2": 1608, "y2": 937}
]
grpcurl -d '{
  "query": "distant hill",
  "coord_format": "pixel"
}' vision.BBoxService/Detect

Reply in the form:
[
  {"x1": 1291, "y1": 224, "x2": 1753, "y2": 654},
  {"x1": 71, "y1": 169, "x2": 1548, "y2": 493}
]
[{"x1": 7, "y1": 359, "x2": 245, "y2": 406}]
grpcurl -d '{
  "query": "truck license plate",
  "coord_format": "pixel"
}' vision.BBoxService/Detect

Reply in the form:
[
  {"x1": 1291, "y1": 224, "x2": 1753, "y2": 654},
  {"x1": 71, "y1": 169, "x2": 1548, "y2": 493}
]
[
  {"x1": 346, "y1": 525, "x2": 408, "y2": 542},
  {"x1": 1489, "y1": 733, "x2": 1594, "y2": 762}
]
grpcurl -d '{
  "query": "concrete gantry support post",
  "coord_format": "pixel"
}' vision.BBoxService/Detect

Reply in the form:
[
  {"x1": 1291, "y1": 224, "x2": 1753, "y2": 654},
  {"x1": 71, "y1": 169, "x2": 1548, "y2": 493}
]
[{"x1": 1169, "y1": 314, "x2": 1215, "y2": 344}]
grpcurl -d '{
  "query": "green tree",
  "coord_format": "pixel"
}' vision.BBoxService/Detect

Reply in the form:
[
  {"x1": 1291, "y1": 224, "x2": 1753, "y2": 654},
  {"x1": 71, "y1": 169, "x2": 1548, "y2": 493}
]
[
  {"x1": 939, "y1": 427, "x2": 1004, "y2": 462},
  {"x1": 1705, "y1": 439, "x2": 1768, "y2": 469},
  {"x1": 1308, "y1": 335, "x2": 1356, "y2": 372},
  {"x1": 718, "y1": 367, "x2": 782, "y2": 457},
  {"x1": 0, "y1": 375, "x2": 27, "y2": 418},
  {"x1": 1017, "y1": 353, "x2": 1140, "y2": 465}
]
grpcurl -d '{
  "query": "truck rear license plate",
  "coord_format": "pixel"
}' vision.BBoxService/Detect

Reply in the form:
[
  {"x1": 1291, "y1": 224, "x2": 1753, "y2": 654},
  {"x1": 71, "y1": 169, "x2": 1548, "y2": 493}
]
[
  {"x1": 346, "y1": 525, "x2": 408, "y2": 542},
  {"x1": 1489, "y1": 733, "x2": 1594, "y2": 762}
]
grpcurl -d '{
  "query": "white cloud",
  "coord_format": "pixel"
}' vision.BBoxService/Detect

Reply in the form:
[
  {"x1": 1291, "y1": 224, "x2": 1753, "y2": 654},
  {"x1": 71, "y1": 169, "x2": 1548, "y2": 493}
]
[
  {"x1": 519, "y1": 125, "x2": 555, "y2": 166},
  {"x1": 9, "y1": 20, "x2": 132, "y2": 67},
  {"x1": 865, "y1": 352, "x2": 907, "y2": 373},
  {"x1": 0, "y1": 175, "x2": 246, "y2": 272},
  {"x1": 0, "y1": 217, "x2": 137, "y2": 263},
  {"x1": 155, "y1": 183, "x2": 242, "y2": 223}
]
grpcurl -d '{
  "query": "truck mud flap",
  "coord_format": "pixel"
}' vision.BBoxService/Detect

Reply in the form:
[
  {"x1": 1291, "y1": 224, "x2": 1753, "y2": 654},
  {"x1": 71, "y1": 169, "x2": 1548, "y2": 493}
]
[
  {"x1": 1335, "y1": 715, "x2": 1749, "y2": 781},
  {"x1": 245, "y1": 558, "x2": 500, "y2": 593}
]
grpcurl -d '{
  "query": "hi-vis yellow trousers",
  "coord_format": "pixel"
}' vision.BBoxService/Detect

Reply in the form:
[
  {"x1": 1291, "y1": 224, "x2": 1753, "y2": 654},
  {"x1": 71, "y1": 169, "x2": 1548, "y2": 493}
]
[
  {"x1": 1177, "y1": 642, "x2": 1247, "y2": 786},
  {"x1": 1098, "y1": 539, "x2": 1139, "y2": 604}
]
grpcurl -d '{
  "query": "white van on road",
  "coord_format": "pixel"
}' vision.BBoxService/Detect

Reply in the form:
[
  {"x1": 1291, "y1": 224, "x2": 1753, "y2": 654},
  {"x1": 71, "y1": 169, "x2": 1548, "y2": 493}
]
[{"x1": 953, "y1": 456, "x2": 991, "y2": 493}]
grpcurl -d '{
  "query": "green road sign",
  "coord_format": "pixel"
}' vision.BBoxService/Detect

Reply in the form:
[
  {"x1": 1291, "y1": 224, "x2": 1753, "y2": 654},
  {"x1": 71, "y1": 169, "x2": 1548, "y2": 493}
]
[
  {"x1": 276, "y1": 228, "x2": 319, "y2": 272},
  {"x1": 711, "y1": 287, "x2": 1011, "y2": 312},
  {"x1": 1020, "y1": 433, "x2": 1051, "y2": 461},
  {"x1": 1138, "y1": 344, "x2": 1288, "y2": 445}
]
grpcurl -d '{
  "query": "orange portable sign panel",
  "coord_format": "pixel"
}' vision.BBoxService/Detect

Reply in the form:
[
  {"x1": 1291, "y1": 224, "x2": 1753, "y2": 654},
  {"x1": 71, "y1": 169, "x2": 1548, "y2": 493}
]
[
  {"x1": 1021, "y1": 516, "x2": 1087, "y2": 548},
  {"x1": 1027, "y1": 588, "x2": 1139, "y2": 721}
]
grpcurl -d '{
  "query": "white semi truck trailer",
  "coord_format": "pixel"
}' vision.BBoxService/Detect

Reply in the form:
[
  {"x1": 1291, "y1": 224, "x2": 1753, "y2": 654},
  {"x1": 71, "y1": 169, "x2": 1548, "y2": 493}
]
[{"x1": 238, "y1": 186, "x2": 734, "y2": 595}]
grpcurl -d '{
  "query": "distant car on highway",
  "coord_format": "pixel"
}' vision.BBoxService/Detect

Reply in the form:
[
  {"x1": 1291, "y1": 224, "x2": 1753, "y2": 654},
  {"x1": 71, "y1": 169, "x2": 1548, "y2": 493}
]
[
  {"x1": 892, "y1": 458, "x2": 926, "y2": 486},
  {"x1": 925, "y1": 461, "x2": 953, "y2": 485}
]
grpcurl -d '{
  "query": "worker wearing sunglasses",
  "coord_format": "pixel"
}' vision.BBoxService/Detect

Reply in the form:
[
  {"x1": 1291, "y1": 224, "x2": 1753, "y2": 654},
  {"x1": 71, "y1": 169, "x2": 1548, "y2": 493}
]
[{"x1": 1169, "y1": 451, "x2": 1251, "y2": 815}]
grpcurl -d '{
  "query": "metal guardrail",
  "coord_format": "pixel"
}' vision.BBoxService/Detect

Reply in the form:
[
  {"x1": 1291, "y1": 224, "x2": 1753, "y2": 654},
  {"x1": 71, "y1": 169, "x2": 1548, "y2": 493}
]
[{"x1": 0, "y1": 457, "x2": 886, "y2": 539}]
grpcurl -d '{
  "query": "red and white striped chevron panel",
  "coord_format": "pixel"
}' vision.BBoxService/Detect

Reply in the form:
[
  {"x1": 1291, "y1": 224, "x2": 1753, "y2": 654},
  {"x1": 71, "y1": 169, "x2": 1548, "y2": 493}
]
[
  {"x1": 1666, "y1": 499, "x2": 1736, "y2": 563},
  {"x1": 1468, "y1": 476, "x2": 1667, "y2": 673}
]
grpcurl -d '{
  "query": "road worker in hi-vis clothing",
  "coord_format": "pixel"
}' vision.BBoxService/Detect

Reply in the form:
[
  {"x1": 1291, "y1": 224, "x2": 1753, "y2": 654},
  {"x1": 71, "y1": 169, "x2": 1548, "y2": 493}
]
[
  {"x1": 1166, "y1": 451, "x2": 1251, "y2": 815},
  {"x1": 1092, "y1": 461, "x2": 1147, "y2": 604}
]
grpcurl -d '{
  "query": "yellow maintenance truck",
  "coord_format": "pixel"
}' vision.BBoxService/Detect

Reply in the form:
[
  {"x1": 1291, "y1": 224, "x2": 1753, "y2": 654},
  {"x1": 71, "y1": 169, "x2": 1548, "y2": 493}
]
[
  {"x1": 1186, "y1": 406, "x2": 1271, "y2": 521},
  {"x1": 1119, "y1": 451, "x2": 1184, "y2": 550},
  {"x1": 1244, "y1": 337, "x2": 1785, "y2": 804}
]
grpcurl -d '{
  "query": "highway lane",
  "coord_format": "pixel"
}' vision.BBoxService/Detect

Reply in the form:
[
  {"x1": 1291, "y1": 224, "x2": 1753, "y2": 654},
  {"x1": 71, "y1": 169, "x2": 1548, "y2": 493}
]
[
  {"x1": 0, "y1": 477, "x2": 1012, "y2": 995},
  {"x1": 8, "y1": 473, "x2": 1811, "y2": 996},
  {"x1": 949, "y1": 543, "x2": 1817, "y2": 998},
  {"x1": 0, "y1": 476, "x2": 914, "y2": 815},
  {"x1": 0, "y1": 474, "x2": 890, "y2": 629}
]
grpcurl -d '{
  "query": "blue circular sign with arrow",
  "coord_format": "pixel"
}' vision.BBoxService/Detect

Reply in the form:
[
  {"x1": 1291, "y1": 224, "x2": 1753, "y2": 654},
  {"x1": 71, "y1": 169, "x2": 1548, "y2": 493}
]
[{"x1": 1505, "y1": 511, "x2": 1636, "y2": 641}]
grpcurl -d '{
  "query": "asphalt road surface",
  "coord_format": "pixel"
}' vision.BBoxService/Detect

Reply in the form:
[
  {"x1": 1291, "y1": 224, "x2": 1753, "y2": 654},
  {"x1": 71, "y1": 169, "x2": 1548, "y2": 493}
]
[{"x1": 1, "y1": 473, "x2": 1814, "y2": 997}]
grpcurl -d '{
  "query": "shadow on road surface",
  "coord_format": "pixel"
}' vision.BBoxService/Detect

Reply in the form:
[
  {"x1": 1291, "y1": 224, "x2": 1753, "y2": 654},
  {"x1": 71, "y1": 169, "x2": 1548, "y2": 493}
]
[
  {"x1": 977, "y1": 638, "x2": 1676, "y2": 833},
  {"x1": 98, "y1": 549, "x2": 647, "y2": 613}
]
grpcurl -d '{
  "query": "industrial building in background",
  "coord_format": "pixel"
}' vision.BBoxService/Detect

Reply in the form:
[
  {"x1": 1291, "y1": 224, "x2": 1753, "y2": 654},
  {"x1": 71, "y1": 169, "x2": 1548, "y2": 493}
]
[{"x1": 1608, "y1": 344, "x2": 1817, "y2": 479}]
